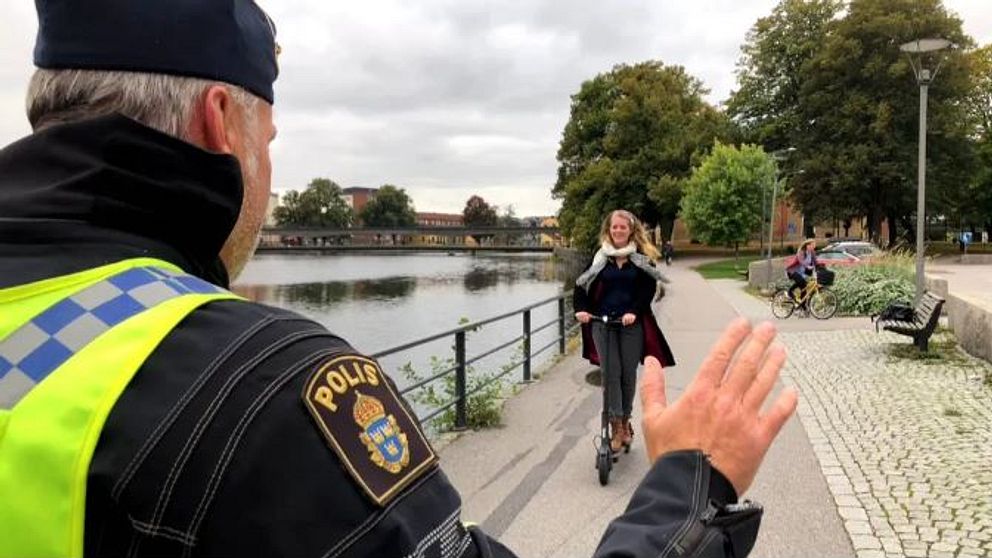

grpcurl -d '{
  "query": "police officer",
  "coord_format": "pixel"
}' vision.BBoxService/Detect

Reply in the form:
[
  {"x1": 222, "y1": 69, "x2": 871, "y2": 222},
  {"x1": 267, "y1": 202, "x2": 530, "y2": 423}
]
[{"x1": 0, "y1": 1, "x2": 797, "y2": 557}]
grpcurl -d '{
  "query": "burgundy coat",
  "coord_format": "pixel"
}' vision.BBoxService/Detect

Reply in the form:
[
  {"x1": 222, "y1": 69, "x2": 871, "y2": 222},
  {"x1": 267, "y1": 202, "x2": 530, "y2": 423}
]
[{"x1": 573, "y1": 260, "x2": 676, "y2": 368}]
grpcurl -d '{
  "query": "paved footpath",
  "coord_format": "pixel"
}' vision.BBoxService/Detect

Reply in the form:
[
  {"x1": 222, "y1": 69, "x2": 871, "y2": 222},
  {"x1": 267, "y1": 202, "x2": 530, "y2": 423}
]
[
  {"x1": 439, "y1": 260, "x2": 856, "y2": 557},
  {"x1": 715, "y1": 270, "x2": 992, "y2": 558}
]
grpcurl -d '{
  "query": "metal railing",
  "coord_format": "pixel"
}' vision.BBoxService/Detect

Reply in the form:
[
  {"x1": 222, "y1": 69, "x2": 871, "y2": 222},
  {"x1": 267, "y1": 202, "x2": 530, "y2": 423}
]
[{"x1": 372, "y1": 293, "x2": 582, "y2": 428}]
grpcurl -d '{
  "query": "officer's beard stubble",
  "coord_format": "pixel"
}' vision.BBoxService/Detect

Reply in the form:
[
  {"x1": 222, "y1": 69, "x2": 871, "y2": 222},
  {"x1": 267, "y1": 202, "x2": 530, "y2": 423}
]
[{"x1": 220, "y1": 118, "x2": 266, "y2": 282}]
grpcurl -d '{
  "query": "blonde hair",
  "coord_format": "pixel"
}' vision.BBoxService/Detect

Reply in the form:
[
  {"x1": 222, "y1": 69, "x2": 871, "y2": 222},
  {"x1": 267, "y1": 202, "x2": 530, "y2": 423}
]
[
  {"x1": 599, "y1": 209, "x2": 661, "y2": 261},
  {"x1": 798, "y1": 238, "x2": 816, "y2": 253}
]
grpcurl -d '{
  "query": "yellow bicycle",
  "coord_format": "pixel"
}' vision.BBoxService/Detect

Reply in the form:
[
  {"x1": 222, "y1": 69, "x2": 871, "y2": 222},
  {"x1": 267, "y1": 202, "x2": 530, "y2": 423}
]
[{"x1": 771, "y1": 272, "x2": 838, "y2": 319}]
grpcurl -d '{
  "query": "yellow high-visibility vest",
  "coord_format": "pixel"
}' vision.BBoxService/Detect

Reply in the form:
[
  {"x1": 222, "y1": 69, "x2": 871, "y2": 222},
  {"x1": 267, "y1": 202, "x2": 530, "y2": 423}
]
[{"x1": 0, "y1": 258, "x2": 239, "y2": 557}]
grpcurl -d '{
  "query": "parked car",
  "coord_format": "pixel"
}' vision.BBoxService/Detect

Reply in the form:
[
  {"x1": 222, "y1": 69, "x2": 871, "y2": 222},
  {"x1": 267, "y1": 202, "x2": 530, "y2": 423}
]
[
  {"x1": 822, "y1": 240, "x2": 881, "y2": 258},
  {"x1": 815, "y1": 249, "x2": 862, "y2": 266}
]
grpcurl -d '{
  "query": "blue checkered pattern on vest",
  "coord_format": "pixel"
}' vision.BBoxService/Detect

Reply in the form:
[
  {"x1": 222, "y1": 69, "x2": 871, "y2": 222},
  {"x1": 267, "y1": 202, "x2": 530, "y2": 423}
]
[{"x1": 0, "y1": 267, "x2": 225, "y2": 409}]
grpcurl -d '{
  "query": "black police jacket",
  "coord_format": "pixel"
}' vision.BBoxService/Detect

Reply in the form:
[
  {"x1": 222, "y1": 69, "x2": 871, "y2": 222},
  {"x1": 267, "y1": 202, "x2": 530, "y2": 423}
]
[{"x1": 0, "y1": 115, "x2": 760, "y2": 557}]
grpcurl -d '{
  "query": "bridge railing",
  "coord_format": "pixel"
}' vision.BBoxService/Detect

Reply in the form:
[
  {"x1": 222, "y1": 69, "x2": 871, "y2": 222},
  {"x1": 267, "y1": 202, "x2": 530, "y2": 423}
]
[{"x1": 372, "y1": 293, "x2": 581, "y2": 427}]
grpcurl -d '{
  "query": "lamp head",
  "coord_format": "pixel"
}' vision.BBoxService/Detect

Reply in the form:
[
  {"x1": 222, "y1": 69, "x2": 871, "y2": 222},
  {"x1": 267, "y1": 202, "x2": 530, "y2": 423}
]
[{"x1": 900, "y1": 38, "x2": 952, "y2": 54}]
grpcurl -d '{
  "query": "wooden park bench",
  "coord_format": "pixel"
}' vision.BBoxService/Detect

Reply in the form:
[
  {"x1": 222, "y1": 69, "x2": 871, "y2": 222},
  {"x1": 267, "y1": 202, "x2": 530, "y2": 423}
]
[{"x1": 874, "y1": 292, "x2": 945, "y2": 351}]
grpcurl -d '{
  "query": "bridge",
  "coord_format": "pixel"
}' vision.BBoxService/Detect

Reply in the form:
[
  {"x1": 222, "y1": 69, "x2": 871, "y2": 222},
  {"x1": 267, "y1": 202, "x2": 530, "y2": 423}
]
[
  {"x1": 260, "y1": 225, "x2": 560, "y2": 238},
  {"x1": 256, "y1": 244, "x2": 553, "y2": 253},
  {"x1": 258, "y1": 225, "x2": 564, "y2": 252}
]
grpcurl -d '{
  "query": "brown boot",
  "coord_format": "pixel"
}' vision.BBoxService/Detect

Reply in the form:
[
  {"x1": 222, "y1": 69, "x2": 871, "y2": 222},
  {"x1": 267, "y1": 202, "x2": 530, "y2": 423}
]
[
  {"x1": 621, "y1": 417, "x2": 634, "y2": 448},
  {"x1": 609, "y1": 418, "x2": 624, "y2": 453}
]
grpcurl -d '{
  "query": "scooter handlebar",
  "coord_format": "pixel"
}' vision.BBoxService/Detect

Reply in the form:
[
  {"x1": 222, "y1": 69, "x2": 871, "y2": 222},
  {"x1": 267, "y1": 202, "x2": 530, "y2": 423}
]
[{"x1": 588, "y1": 315, "x2": 625, "y2": 325}]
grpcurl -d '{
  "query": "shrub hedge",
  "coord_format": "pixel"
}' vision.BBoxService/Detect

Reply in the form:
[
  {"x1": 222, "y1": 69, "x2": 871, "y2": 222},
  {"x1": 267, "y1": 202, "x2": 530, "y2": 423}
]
[{"x1": 830, "y1": 252, "x2": 916, "y2": 316}]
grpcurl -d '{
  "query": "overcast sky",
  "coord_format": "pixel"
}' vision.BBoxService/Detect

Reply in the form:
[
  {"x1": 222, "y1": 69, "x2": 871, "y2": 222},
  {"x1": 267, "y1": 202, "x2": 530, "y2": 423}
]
[{"x1": 1, "y1": 1, "x2": 989, "y2": 217}]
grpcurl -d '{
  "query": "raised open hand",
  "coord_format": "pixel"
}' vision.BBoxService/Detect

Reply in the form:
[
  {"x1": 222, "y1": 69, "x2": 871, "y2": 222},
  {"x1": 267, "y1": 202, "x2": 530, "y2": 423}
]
[{"x1": 639, "y1": 318, "x2": 798, "y2": 495}]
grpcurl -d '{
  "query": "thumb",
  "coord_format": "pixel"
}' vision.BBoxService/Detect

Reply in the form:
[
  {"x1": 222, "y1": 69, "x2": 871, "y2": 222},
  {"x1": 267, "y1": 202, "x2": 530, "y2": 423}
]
[{"x1": 640, "y1": 356, "x2": 667, "y2": 414}]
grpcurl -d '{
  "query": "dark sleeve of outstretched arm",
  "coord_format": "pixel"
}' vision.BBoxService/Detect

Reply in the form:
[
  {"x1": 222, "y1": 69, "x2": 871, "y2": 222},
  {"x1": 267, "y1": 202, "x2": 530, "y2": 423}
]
[{"x1": 593, "y1": 450, "x2": 762, "y2": 558}]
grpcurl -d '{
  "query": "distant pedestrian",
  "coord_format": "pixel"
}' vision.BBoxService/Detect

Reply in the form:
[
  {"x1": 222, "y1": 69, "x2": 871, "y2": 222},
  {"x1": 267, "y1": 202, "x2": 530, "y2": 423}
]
[{"x1": 662, "y1": 240, "x2": 675, "y2": 265}]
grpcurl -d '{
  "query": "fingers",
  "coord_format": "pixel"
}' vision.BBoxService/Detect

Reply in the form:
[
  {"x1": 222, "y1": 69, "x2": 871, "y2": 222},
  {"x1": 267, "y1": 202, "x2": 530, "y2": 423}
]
[
  {"x1": 691, "y1": 318, "x2": 751, "y2": 391},
  {"x1": 639, "y1": 356, "x2": 667, "y2": 414},
  {"x1": 743, "y1": 344, "x2": 787, "y2": 412},
  {"x1": 759, "y1": 387, "x2": 798, "y2": 442},
  {"x1": 723, "y1": 322, "x2": 777, "y2": 397}
]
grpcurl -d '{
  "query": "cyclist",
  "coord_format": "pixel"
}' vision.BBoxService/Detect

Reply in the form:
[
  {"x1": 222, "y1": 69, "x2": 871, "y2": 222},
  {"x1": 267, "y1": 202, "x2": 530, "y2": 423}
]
[{"x1": 785, "y1": 239, "x2": 819, "y2": 306}]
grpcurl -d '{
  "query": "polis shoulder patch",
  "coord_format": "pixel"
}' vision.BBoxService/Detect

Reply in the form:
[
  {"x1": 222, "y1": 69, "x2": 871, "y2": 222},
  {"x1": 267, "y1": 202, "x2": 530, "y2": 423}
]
[{"x1": 302, "y1": 353, "x2": 437, "y2": 506}]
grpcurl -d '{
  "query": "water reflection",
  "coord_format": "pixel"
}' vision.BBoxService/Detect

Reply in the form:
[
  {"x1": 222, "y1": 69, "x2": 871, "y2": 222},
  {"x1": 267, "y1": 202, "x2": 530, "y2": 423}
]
[
  {"x1": 233, "y1": 253, "x2": 577, "y2": 380},
  {"x1": 234, "y1": 276, "x2": 417, "y2": 307},
  {"x1": 463, "y1": 267, "x2": 500, "y2": 292}
]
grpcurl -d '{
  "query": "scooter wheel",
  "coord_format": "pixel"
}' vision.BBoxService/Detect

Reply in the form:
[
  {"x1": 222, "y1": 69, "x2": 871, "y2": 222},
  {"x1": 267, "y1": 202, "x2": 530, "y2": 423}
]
[{"x1": 597, "y1": 451, "x2": 611, "y2": 486}]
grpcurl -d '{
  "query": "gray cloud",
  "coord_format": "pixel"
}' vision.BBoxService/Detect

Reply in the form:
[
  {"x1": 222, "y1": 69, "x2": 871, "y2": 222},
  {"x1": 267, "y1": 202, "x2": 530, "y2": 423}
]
[{"x1": 1, "y1": 0, "x2": 989, "y2": 216}]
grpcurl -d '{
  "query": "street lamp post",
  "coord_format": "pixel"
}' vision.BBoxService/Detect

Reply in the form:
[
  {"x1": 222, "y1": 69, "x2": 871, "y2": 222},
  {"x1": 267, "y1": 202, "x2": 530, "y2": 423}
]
[
  {"x1": 900, "y1": 38, "x2": 952, "y2": 302},
  {"x1": 758, "y1": 176, "x2": 768, "y2": 256},
  {"x1": 765, "y1": 147, "x2": 796, "y2": 288}
]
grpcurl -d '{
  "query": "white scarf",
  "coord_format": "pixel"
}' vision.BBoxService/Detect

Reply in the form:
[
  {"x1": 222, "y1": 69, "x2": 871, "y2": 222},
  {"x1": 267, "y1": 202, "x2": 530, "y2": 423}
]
[
  {"x1": 575, "y1": 242, "x2": 670, "y2": 293},
  {"x1": 600, "y1": 241, "x2": 636, "y2": 258}
]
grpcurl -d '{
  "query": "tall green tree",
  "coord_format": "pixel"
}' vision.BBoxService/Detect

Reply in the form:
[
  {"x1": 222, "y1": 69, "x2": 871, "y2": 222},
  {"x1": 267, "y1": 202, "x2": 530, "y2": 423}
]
[
  {"x1": 273, "y1": 178, "x2": 353, "y2": 227},
  {"x1": 967, "y1": 45, "x2": 992, "y2": 140},
  {"x1": 359, "y1": 184, "x2": 416, "y2": 227},
  {"x1": 963, "y1": 44, "x2": 992, "y2": 234},
  {"x1": 794, "y1": 0, "x2": 973, "y2": 245},
  {"x1": 681, "y1": 143, "x2": 777, "y2": 259},
  {"x1": 553, "y1": 61, "x2": 732, "y2": 251},
  {"x1": 726, "y1": 0, "x2": 842, "y2": 152},
  {"x1": 463, "y1": 195, "x2": 498, "y2": 244}
]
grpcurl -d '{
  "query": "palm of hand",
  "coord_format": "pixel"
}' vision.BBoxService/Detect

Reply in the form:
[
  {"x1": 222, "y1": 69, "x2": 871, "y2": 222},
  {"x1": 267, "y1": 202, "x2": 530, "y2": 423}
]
[{"x1": 640, "y1": 319, "x2": 798, "y2": 495}]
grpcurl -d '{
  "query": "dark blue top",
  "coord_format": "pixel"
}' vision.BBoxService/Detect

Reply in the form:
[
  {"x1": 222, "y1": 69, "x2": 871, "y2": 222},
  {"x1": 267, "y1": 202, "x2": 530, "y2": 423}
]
[{"x1": 597, "y1": 259, "x2": 638, "y2": 318}]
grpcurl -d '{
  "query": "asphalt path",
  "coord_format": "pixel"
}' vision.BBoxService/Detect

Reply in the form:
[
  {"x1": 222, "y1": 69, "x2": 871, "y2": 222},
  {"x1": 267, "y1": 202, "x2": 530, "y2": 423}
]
[{"x1": 439, "y1": 258, "x2": 856, "y2": 557}]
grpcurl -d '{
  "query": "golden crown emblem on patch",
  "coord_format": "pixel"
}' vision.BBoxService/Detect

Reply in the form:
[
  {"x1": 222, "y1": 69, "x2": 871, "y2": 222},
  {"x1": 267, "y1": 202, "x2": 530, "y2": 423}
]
[{"x1": 355, "y1": 391, "x2": 410, "y2": 474}]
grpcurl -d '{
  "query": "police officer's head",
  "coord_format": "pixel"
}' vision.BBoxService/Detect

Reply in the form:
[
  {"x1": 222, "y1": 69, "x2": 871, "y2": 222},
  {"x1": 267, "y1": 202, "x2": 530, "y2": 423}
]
[{"x1": 28, "y1": 0, "x2": 280, "y2": 279}]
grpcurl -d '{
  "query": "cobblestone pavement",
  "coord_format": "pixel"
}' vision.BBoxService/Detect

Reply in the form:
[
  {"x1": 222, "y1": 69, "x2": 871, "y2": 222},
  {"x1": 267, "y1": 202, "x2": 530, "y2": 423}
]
[{"x1": 780, "y1": 328, "x2": 992, "y2": 558}]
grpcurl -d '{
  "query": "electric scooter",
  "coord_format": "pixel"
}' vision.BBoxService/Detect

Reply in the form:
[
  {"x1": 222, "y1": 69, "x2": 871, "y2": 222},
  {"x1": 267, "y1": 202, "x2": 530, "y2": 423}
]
[{"x1": 591, "y1": 315, "x2": 628, "y2": 486}]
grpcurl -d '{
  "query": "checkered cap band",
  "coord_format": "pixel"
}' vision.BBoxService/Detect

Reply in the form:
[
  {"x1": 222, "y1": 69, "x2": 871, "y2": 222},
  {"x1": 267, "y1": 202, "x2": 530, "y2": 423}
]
[{"x1": 0, "y1": 267, "x2": 224, "y2": 409}]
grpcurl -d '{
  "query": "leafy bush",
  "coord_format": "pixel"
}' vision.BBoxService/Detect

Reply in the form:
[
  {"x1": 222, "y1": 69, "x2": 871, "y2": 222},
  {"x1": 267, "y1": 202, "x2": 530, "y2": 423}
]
[
  {"x1": 830, "y1": 251, "x2": 915, "y2": 315},
  {"x1": 400, "y1": 319, "x2": 511, "y2": 431},
  {"x1": 400, "y1": 356, "x2": 504, "y2": 431}
]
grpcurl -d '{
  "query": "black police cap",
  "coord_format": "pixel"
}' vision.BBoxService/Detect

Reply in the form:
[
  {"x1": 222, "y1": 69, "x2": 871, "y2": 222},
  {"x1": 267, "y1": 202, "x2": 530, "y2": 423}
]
[{"x1": 33, "y1": 0, "x2": 279, "y2": 104}]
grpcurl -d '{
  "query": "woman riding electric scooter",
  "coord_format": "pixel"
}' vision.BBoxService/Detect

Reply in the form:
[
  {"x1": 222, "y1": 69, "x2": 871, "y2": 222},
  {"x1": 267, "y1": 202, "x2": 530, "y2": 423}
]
[{"x1": 574, "y1": 210, "x2": 675, "y2": 482}]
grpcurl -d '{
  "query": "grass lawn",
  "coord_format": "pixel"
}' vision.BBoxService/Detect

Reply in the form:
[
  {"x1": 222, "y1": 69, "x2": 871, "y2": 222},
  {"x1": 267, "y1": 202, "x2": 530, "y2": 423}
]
[{"x1": 694, "y1": 256, "x2": 763, "y2": 280}]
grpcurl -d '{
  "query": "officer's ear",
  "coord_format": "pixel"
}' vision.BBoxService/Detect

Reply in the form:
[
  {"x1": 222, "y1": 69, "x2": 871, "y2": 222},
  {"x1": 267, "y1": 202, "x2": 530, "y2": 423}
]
[{"x1": 197, "y1": 85, "x2": 246, "y2": 156}]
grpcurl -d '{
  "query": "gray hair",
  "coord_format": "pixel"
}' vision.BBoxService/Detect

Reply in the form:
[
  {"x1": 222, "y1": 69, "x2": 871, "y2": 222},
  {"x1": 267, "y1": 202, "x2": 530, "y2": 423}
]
[{"x1": 26, "y1": 69, "x2": 261, "y2": 146}]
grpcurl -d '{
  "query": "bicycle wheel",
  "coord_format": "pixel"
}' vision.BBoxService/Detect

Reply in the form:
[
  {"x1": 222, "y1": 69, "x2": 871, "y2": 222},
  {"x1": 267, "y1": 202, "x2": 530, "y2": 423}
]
[
  {"x1": 809, "y1": 288, "x2": 838, "y2": 319},
  {"x1": 771, "y1": 289, "x2": 796, "y2": 319}
]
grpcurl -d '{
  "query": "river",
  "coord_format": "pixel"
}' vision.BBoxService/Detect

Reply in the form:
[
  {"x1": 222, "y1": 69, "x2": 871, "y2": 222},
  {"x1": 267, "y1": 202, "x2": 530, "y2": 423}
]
[{"x1": 232, "y1": 252, "x2": 577, "y2": 397}]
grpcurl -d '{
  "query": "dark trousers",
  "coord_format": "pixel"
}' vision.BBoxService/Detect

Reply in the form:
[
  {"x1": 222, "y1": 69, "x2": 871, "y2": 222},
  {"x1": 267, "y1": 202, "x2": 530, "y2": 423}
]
[
  {"x1": 788, "y1": 272, "x2": 808, "y2": 301},
  {"x1": 591, "y1": 321, "x2": 643, "y2": 419}
]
